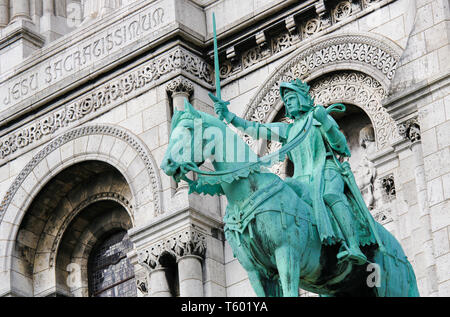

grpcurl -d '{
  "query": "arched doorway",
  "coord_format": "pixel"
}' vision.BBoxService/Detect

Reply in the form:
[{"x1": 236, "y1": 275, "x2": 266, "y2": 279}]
[{"x1": 13, "y1": 160, "x2": 136, "y2": 297}]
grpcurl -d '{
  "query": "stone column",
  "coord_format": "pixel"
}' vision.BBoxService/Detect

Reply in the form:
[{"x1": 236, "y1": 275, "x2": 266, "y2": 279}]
[
  {"x1": 0, "y1": 0, "x2": 9, "y2": 28},
  {"x1": 137, "y1": 248, "x2": 173, "y2": 297},
  {"x1": 148, "y1": 268, "x2": 172, "y2": 297},
  {"x1": 11, "y1": 0, "x2": 31, "y2": 22},
  {"x1": 177, "y1": 255, "x2": 204, "y2": 297},
  {"x1": 166, "y1": 76, "x2": 194, "y2": 111},
  {"x1": 166, "y1": 77, "x2": 195, "y2": 192},
  {"x1": 399, "y1": 119, "x2": 438, "y2": 296},
  {"x1": 137, "y1": 227, "x2": 207, "y2": 297},
  {"x1": 43, "y1": 0, "x2": 55, "y2": 16},
  {"x1": 175, "y1": 229, "x2": 206, "y2": 297}
]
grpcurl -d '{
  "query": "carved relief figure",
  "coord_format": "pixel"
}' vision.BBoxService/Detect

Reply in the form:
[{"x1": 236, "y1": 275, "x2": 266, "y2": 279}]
[{"x1": 354, "y1": 125, "x2": 377, "y2": 210}]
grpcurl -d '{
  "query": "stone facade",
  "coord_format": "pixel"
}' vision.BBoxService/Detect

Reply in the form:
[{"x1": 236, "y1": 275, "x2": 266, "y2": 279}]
[{"x1": 0, "y1": 0, "x2": 448, "y2": 297}]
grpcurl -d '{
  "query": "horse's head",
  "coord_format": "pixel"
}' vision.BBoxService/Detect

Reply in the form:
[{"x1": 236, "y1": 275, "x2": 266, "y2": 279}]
[{"x1": 161, "y1": 100, "x2": 228, "y2": 182}]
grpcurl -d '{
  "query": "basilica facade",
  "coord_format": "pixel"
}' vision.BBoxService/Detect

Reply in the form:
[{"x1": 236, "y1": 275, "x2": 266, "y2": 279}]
[{"x1": 0, "y1": 0, "x2": 448, "y2": 297}]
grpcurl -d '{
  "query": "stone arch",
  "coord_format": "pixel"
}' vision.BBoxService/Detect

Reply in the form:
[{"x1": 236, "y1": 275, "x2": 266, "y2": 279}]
[
  {"x1": 308, "y1": 71, "x2": 399, "y2": 149},
  {"x1": 0, "y1": 124, "x2": 163, "y2": 296},
  {"x1": 0, "y1": 124, "x2": 163, "y2": 225},
  {"x1": 58, "y1": 204, "x2": 133, "y2": 297},
  {"x1": 243, "y1": 32, "x2": 403, "y2": 149}
]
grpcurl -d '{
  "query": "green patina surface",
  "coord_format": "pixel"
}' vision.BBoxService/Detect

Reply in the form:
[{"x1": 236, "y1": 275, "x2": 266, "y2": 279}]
[{"x1": 159, "y1": 14, "x2": 419, "y2": 297}]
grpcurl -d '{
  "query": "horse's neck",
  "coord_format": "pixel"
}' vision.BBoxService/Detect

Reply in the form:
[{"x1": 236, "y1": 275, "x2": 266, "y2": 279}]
[{"x1": 209, "y1": 125, "x2": 262, "y2": 206}]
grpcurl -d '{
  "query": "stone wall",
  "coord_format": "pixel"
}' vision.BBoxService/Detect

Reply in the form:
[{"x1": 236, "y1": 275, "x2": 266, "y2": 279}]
[{"x1": 0, "y1": 0, "x2": 448, "y2": 297}]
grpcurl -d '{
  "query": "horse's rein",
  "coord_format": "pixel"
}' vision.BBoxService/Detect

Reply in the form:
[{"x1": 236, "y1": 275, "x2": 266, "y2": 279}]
[{"x1": 180, "y1": 104, "x2": 346, "y2": 179}]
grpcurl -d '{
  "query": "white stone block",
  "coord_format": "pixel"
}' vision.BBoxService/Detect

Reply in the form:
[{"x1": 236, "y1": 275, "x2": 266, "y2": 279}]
[
  {"x1": 225, "y1": 258, "x2": 249, "y2": 287},
  {"x1": 139, "y1": 126, "x2": 159, "y2": 151},
  {"x1": 109, "y1": 139, "x2": 128, "y2": 162},
  {"x1": 226, "y1": 278, "x2": 256, "y2": 297},
  {"x1": 60, "y1": 141, "x2": 74, "y2": 162},
  {"x1": 435, "y1": 253, "x2": 450, "y2": 283},
  {"x1": 430, "y1": 200, "x2": 450, "y2": 232},
  {"x1": 433, "y1": 227, "x2": 450, "y2": 258},
  {"x1": 421, "y1": 128, "x2": 438, "y2": 157},
  {"x1": 436, "y1": 120, "x2": 450, "y2": 150},
  {"x1": 427, "y1": 177, "x2": 444, "y2": 207},
  {"x1": 442, "y1": 172, "x2": 450, "y2": 200},
  {"x1": 86, "y1": 135, "x2": 102, "y2": 154},
  {"x1": 142, "y1": 101, "x2": 169, "y2": 131},
  {"x1": 120, "y1": 113, "x2": 143, "y2": 135}
]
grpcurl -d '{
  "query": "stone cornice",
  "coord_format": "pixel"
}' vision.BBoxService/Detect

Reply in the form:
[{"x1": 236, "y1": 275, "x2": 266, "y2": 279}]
[
  {"x1": 0, "y1": 0, "x2": 209, "y2": 126},
  {"x1": 0, "y1": 45, "x2": 212, "y2": 165},
  {"x1": 0, "y1": 25, "x2": 45, "y2": 51},
  {"x1": 0, "y1": 124, "x2": 163, "y2": 222},
  {"x1": 129, "y1": 207, "x2": 223, "y2": 248},
  {"x1": 383, "y1": 71, "x2": 450, "y2": 122}
]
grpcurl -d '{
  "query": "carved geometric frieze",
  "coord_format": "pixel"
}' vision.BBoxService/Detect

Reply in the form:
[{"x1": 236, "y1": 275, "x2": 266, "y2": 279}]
[
  {"x1": 300, "y1": 17, "x2": 329, "y2": 40},
  {"x1": 372, "y1": 206, "x2": 393, "y2": 225},
  {"x1": 332, "y1": 1, "x2": 355, "y2": 24},
  {"x1": 0, "y1": 47, "x2": 212, "y2": 163},
  {"x1": 137, "y1": 227, "x2": 207, "y2": 272},
  {"x1": 218, "y1": 0, "x2": 391, "y2": 82},
  {"x1": 135, "y1": 271, "x2": 149, "y2": 296}
]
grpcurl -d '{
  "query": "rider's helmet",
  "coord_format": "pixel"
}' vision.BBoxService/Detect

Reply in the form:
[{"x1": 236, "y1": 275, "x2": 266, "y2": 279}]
[{"x1": 280, "y1": 79, "x2": 315, "y2": 119}]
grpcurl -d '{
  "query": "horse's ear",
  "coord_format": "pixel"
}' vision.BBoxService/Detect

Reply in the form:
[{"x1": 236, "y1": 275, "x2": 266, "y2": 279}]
[{"x1": 184, "y1": 99, "x2": 200, "y2": 117}]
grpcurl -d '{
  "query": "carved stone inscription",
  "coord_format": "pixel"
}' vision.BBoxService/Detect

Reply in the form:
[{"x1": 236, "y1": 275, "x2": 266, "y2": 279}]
[
  {"x1": 0, "y1": 0, "x2": 173, "y2": 110},
  {"x1": 0, "y1": 47, "x2": 212, "y2": 162}
]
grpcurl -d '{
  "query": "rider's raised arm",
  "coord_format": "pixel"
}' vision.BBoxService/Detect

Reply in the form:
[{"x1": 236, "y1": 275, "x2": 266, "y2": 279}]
[
  {"x1": 210, "y1": 93, "x2": 289, "y2": 142},
  {"x1": 228, "y1": 115, "x2": 289, "y2": 143},
  {"x1": 321, "y1": 116, "x2": 351, "y2": 157}
]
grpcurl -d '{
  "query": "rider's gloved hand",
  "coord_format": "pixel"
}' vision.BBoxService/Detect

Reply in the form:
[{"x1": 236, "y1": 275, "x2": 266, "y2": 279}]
[
  {"x1": 313, "y1": 105, "x2": 332, "y2": 131},
  {"x1": 208, "y1": 93, "x2": 235, "y2": 123}
]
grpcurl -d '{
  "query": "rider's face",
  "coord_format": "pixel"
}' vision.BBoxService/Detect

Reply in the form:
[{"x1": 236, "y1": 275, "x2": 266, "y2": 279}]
[{"x1": 285, "y1": 93, "x2": 301, "y2": 117}]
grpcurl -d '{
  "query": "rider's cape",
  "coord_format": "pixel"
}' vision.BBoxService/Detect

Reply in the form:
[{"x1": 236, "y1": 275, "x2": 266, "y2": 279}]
[{"x1": 284, "y1": 115, "x2": 377, "y2": 247}]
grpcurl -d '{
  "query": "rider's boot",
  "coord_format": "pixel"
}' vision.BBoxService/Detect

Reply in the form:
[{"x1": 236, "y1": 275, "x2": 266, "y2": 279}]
[{"x1": 331, "y1": 201, "x2": 367, "y2": 265}]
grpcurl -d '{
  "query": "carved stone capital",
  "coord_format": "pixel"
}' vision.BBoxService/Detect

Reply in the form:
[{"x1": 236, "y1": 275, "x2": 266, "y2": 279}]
[
  {"x1": 137, "y1": 227, "x2": 207, "y2": 272},
  {"x1": 398, "y1": 118, "x2": 421, "y2": 144},
  {"x1": 166, "y1": 76, "x2": 194, "y2": 97}
]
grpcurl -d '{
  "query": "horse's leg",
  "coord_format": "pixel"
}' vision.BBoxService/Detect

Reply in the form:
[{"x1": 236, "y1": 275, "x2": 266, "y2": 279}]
[
  {"x1": 274, "y1": 244, "x2": 301, "y2": 297},
  {"x1": 261, "y1": 278, "x2": 282, "y2": 297},
  {"x1": 245, "y1": 270, "x2": 268, "y2": 297}
]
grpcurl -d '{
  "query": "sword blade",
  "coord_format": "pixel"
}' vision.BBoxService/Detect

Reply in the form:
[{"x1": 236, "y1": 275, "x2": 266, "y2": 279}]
[{"x1": 212, "y1": 13, "x2": 221, "y2": 100}]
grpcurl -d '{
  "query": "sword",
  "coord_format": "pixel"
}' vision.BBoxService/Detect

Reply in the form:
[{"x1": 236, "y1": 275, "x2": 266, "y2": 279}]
[{"x1": 212, "y1": 13, "x2": 225, "y2": 121}]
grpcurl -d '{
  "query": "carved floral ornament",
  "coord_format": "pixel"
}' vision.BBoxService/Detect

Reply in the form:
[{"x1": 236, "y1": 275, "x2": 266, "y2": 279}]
[
  {"x1": 0, "y1": 47, "x2": 212, "y2": 163},
  {"x1": 242, "y1": 33, "x2": 401, "y2": 150},
  {"x1": 166, "y1": 76, "x2": 195, "y2": 96},
  {"x1": 218, "y1": 0, "x2": 386, "y2": 81},
  {"x1": 398, "y1": 118, "x2": 421, "y2": 144},
  {"x1": 137, "y1": 228, "x2": 207, "y2": 271}
]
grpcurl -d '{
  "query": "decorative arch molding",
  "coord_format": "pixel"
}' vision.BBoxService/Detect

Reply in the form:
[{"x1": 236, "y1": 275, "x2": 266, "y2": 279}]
[
  {"x1": 309, "y1": 72, "x2": 399, "y2": 149},
  {"x1": 48, "y1": 191, "x2": 134, "y2": 269},
  {"x1": 243, "y1": 32, "x2": 403, "y2": 148},
  {"x1": 0, "y1": 124, "x2": 164, "y2": 230}
]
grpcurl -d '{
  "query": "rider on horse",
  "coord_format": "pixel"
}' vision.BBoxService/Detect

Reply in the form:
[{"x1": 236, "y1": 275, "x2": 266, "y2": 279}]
[{"x1": 211, "y1": 79, "x2": 375, "y2": 265}]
